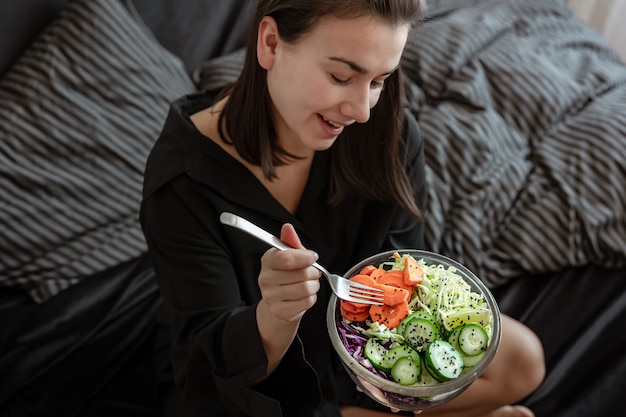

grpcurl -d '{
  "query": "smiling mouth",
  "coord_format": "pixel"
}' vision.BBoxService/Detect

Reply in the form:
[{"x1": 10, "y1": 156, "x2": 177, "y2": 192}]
[{"x1": 322, "y1": 115, "x2": 345, "y2": 129}]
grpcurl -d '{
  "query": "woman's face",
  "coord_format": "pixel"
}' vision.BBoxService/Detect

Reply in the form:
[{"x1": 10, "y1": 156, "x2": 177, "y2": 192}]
[{"x1": 257, "y1": 14, "x2": 409, "y2": 155}]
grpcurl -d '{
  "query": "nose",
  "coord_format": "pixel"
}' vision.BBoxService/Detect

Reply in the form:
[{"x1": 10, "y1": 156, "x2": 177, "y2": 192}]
[{"x1": 340, "y1": 86, "x2": 372, "y2": 124}]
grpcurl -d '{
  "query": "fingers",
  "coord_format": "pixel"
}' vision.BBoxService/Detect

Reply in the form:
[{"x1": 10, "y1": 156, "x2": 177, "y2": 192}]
[
  {"x1": 259, "y1": 257, "x2": 320, "y2": 321},
  {"x1": 258, "y1": 223, "x2": 321, "y2": 322},
  {"x1": 261, "y1": 246, "x2": 319, "y2": 278},
  {"x1": 280, "y1": 223, "x2": 304, "y2": 249},
  {"x1": 261, "y1": 271, "x2": 320, "y2": 302}
]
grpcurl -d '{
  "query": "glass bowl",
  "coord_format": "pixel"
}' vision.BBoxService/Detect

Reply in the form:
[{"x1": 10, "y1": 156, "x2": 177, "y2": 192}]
[{"x1": 326, "y1": 249, "x2": 501, "y2": 412}]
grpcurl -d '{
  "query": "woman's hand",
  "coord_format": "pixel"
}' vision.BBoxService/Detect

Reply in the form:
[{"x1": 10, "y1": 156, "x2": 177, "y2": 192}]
[
  {"x1": 258, "y1": 223, "x2": 321, "y2": 322},
  {"x1": 254, "y1": 223, "x2": 321, "y2": 379}
]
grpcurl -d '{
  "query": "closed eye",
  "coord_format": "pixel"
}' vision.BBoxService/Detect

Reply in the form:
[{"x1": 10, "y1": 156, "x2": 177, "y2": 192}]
[
  {"x1": 331, "y1": 72, "x2": 386, "y2": 90},
  {"x1": 331, "y1": 74, "x2": 349, "y2": 85}
]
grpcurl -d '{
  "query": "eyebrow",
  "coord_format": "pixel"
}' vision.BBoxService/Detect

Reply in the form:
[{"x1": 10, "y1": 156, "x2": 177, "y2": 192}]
[{"x1": 328, "y1": 56, "x2": 397, "y2": 76}]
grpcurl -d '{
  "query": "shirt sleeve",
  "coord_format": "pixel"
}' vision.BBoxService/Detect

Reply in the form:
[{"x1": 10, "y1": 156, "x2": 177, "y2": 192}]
[{"x1": 140, "y1": 180, "x2": 319, "y2": 417}]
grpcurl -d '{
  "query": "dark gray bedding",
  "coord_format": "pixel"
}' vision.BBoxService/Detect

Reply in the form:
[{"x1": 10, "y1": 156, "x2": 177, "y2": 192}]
[
  {"x1": 401, "y1": 0, "x2": 626, "y2": 288},
  {"x1": 0, "y1": 0, "x2": 195, "y2": 302}
]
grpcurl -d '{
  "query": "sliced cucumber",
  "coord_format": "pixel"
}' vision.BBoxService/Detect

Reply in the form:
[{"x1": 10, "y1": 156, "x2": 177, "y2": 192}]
[
  {"x1": 391, "y1": 356, "x2": 421, "y2": 385},
  {"x1": 397, "y1": 310, "x2": 438, "y2": 336},
  {"x1": 457, "y1": 324, "x2": 489, "y2": 356},
  {"x1": 364, "y1": 338, "x2": 391, "y2": 372},
  {"x1": 367, "y1": 344, "x2": 422, "y2": 375},
  {"x1": 447, "y1": 325, "x2": 488, "y2": 368},
  {"x1": 419, "y1": 360, "x2": 440, "y2": 386},
  {"x1": 461, "y1": 350, "x2": 486, "y2": 367},
  {"x1": 385, "y1": 345, "x2": 421, "y2": 364},
  {"x1": 446, "y1": 326, "x2": 462, "y2": 349},
  {"x1": 424, "y1": 340, "x2": 464, "y2": 382},
  {"x1": 403, "y1": 317, "x2": 440, "y2": 351}
]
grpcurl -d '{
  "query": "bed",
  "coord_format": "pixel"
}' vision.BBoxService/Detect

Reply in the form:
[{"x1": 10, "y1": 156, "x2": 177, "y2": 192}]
[{"x1": 1, "y1": 0, "x2": 625, "y2": 416}]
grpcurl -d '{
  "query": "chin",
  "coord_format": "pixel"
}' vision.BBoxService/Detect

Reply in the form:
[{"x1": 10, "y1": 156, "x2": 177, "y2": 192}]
[{"x1": 311, "y1": 137, "x2": 337, "y2": 151}]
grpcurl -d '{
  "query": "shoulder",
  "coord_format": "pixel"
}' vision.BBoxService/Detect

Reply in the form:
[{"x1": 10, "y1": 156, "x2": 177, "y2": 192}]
[{"x1": 142, "y1": 90, "x2": 221, "y2": 200}]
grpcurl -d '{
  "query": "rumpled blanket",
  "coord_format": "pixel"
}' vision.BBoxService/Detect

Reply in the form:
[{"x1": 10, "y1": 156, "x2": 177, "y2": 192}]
[{"x1": 401, "y1": 0, "x2": 626, "y2": 287}]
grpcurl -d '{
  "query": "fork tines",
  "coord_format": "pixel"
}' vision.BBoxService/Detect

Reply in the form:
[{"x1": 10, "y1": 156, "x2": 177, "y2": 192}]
[{"x1": 347, "y1": 282, "x2": 384, "y2": 305}]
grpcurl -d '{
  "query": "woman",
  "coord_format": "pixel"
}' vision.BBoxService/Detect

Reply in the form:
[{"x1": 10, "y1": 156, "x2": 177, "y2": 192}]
[{"x1": 140, "y1": 1, "x2": 545, "y2": 416}]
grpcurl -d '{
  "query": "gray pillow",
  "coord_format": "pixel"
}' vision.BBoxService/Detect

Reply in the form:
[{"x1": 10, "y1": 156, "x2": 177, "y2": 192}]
[
  {"x1": 0, "y1": 0, "x2": 195, "y2": 302},
  {"x1": 402, "y1": 0, "x2": 626, "y2": 287}
]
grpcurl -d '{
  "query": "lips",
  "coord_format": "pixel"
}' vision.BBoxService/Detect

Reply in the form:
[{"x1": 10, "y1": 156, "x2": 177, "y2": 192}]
[{"x1": 322, "y1": 115, "x2": 344, "y2": 128}]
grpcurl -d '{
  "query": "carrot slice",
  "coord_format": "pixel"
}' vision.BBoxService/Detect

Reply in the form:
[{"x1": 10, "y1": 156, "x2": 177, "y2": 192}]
[
  {"x1": 349, "y1": 273, "x2": 387, "y2": 300},
  {"x1": 386, "y1": 269, "x2": 404, "y2": 278},
  {"x1": 340, "y1": 300, "x2": 369, "y2": 313},
  {"x1": 379, "y1": 283, "x2": 410, "y2": 305},
  {"x1": 359, "y1": 265, "x2": 378, "y2": 276},
  {"x1": 350, "y1": 273, "x2": 404, "y2": 304},
  {"x1": 369, "y1": 301, "x2": 410, "y2": 329},
  {"x1": 349, "y1": 274, "x2": 379, "y2": 288},
  {"x1": 404, "y1": 256, "x2": 424, "y2": 286},
  {"x1": 369, "y1": 268, "x2": 387, "y2": 281},
  {"x1": 341, "y1": 304, "x2": 370, "y2": 322},
  {"x1": 377, "y1": 270, "x2": 415, "y2": 296}
]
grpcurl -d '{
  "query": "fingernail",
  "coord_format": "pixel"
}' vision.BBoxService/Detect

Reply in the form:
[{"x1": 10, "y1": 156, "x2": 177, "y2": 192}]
[{"x1": 312, "y1": 251, "x2": 319, "y2": 260}]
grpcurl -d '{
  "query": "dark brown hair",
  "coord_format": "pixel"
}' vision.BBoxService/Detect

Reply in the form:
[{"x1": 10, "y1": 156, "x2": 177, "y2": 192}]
[{"x1": 218, "y1": 0, "x2": 426, "y2": 218}]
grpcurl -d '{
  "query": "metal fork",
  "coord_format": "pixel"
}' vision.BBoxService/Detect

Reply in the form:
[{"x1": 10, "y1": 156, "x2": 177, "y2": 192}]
[{"x1": 219, "y1": 212, "x2": 384, "y2": 305}]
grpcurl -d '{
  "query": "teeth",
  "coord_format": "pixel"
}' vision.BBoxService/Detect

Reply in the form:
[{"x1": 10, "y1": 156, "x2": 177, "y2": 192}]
[{"x1": 323, "y1": 116, "x2": 342, "y2": 128}]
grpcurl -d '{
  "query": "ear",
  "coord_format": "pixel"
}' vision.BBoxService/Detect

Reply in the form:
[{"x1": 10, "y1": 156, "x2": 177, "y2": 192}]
[{"x1": 257, "y1": 16, "x2": 280, "y2": 70}]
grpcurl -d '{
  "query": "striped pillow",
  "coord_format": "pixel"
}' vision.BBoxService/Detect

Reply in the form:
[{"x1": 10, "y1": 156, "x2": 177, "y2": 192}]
[
  {"x1": 403, "y1": 0, "x2": 626, "y2": 287},
  {"x1": 0, "y1": 0, "x2": 195, "y2": 302}
]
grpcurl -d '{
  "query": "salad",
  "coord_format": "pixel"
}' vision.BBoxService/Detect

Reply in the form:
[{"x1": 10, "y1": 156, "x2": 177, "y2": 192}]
[{"x1": 336, "y1": 252, "x2": 493, "y2": 388}]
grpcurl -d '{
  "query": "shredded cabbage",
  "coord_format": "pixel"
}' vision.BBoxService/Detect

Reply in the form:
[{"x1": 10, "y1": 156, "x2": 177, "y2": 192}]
[{"x1": 376, "y1": 252, "x2": 488, "y2": 324}]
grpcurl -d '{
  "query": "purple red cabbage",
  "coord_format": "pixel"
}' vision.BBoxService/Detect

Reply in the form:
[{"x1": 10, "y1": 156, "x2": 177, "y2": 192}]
[
  {"x1": 336, "y1": 311, "x2": 390, "y2": 380},
  {"x1": 337, "y1": 317, "x2": 367, "y2": 356},
  {"x1": 335, "y1": 309, "x2": 428, "y2": 408}
]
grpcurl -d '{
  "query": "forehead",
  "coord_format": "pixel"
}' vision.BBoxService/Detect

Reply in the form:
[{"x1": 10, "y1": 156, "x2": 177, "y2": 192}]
[{"x1": 294, "y1": 15, "x2": 409, "y2": 72}]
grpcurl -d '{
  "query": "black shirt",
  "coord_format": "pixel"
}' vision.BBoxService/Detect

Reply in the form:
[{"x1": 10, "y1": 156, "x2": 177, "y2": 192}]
[{"x1": 140, "y1": 89, "x2": 426, "y2": 417}]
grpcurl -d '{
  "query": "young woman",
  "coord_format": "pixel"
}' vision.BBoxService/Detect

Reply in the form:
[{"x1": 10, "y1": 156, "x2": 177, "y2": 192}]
[{"x1": 140, "y1": 1, "x2": 545, "y2": 416}]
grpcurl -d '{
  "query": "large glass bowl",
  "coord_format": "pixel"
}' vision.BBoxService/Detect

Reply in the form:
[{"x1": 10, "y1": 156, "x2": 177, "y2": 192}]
[{"x1": 326, "y1": 249, "x2": 501, "y2": 412}]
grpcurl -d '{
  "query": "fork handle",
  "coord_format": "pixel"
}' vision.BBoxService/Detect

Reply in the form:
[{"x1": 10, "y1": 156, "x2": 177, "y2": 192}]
[
  {"x1": 220, "y1": 212, "x2": 291, "y2": 250},
  {"x1": 220, "y1": 212, "x2": 329, "y2": 275}
]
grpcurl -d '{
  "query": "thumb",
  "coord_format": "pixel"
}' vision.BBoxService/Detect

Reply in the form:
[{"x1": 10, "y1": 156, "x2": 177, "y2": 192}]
[{"x1": 280, "y1": 223, "x2": 304, "y2": 249}]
